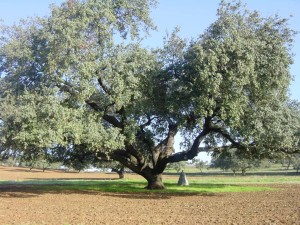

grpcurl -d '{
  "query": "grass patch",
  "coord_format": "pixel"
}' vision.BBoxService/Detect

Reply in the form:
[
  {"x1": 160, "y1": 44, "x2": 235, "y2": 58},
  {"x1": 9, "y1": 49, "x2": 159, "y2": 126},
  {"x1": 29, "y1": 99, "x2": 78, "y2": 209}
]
[
  {"x1": 2, "y1": 174, "x2": 298, "y2": 194},
  {"x1": 186, "y1": 176, "x2": 300, "y2": 184},
  {"x1": 0, "y1": 178, "x2": 275, "y2": 194}
]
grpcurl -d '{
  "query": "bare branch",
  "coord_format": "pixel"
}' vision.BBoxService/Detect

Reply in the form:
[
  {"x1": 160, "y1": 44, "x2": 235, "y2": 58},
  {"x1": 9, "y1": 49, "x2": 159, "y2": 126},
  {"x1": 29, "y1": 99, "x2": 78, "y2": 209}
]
[
  {"x1": 158, "y1": 124, "x2": 178, "y2": 159},
  {"x1": 85, "y1": 100, "x2": 102, "y2": 111},
  {"x1": 140, "y1": 114, "x2": 157, "y2": 130},
  {"x1": 103, "y1": 115, "x2": 123, "y2": 128},
  {"x1": 97, "y1": 77, "x2": 111, "y2": 95},
  {"x1": 209, "y1": 125, "x2": 248, "y2": 149}
]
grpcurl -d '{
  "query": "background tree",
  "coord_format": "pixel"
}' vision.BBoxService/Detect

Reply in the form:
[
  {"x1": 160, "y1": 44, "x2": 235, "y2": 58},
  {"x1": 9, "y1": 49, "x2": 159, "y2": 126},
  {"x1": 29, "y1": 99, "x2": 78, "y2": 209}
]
[
  {"x1": 192, "y1": 159, "x2": 207, "y2": 173},
  {"x1": 0, "y1": 0, "x2": 299, "y2": 189},
  {"x1": 211, "y1": 149, "x2": 259, "y2": 176},
  {"x1": 292, "y1": 154, "x2": 300, "y2": 173},
  {"x1": 166, "y1": 161, "x2": 186, "y2": 173}
]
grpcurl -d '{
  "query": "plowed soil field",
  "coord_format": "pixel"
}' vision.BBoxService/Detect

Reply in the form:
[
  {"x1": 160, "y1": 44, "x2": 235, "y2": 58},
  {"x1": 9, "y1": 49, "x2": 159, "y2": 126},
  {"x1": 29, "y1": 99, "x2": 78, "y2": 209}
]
[{"x1": 0, "y1": 166, "x2": 299, "y2": 225}]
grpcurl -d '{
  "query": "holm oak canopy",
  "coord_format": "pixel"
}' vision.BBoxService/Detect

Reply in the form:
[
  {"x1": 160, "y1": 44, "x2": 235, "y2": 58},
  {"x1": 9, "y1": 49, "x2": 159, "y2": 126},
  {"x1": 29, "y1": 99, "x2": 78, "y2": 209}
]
[{"x1": 0, "y1": 0, "x2": 299, "y2": 189}]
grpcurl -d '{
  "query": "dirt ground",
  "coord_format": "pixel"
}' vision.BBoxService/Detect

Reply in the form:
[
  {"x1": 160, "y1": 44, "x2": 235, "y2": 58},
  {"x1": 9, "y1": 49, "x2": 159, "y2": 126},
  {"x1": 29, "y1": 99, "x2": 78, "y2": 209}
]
[{"x1": 0, "y1": 166, "x2": 299, "y2": 225}]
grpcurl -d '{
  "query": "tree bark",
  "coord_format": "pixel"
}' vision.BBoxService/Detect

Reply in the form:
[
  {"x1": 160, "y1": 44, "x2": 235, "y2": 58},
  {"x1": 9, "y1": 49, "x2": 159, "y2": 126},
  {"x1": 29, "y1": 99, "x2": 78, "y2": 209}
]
[
  {"x1": 144, "y1": 173, "x2": 165, "y2": 190},
  {"x1": 241, "y1": 169, "x2": 246, "y2": 176},
  {"x1": 118, "y1": 171, "x2": 124, "y2": 179},
  {"x1": 111, "y1": 167, "x2": 125, "y2": 179}
]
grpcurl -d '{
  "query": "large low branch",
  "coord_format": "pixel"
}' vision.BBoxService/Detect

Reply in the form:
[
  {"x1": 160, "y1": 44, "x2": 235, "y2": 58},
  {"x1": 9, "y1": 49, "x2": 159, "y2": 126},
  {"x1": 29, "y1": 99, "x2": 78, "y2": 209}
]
[
  {"x1": 98, "y1": 77, "x2": 111, "y2": 94},
  {"x1": 109, "y1": 150, "x2": 142, "y2": 174},
  {"x1": 167, "y1": 128, "x2": 210, "y2": 163},
  {"x1": 209, "y1": 125, "x2": 242, "y2": 147},
  {"x1": 198, "y1": 146, "x2": 234, "y2": 153},
  {"x1": 150, "y1": 124, "x2": 178, "y2": 168},
  {"x1": 158, "y1": 124, "x2": 178, "y2": 159},
  {"x1": 158, "y1": 117, "x2": 214, "y2": 165},
  {"x1": 125, "y1": 142, "x2": 146, "y2": 169},
  {"x1": 279, "y1": 148, "x2": 300, "y2": 154},
  {"x1": 151, "y1": 137, "x2": 167, "y2": 167}
]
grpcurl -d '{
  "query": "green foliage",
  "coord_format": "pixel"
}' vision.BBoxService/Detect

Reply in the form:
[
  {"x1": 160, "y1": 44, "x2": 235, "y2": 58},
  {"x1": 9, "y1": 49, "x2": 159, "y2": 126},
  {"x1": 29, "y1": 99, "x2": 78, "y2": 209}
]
[
  {"x1": 166, "y1": 161, "x2": 186, "y2": 173},
  {"x1": 192, "y1": 159, "x2": 207, "y2": 172},
  {"x1": 211, "y1": 149, "x2": 260, "y2": 175},
  {"x1": 0, "y1": 0, "x2": 156, "y2": 154},
  {"x1": 183, "y1": 4, "x2": 297, "y2": 153}
]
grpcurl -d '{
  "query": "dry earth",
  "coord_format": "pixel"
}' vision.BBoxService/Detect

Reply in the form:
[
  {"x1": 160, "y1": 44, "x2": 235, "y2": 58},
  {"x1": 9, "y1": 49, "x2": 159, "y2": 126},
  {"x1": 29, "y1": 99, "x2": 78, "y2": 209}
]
[{"x1": 0, "y1": 166, "x2": 299, "y2": 225}]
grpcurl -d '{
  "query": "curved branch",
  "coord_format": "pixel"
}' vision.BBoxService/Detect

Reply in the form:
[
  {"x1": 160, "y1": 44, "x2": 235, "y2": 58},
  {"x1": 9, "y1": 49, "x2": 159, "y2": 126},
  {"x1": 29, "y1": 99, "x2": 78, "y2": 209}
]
[
  {"x1": 109, "y1": 150, "x2": 142, "y2": 174},
  {"x1": 103, "y1": 115, "x2": 123, "y2": 128},
  {"x1": 167, "y1": 128, "x2": 210, "y2": 163},
  {"x1": 209, "y1": 125, "x2": 242, "y2": 147},
  {"x1": 125, "y1": 143, "x2": 145, "y2": 168},
  {"x1": 98, "y1": 77, "x2": 110, "y2": 94},
  {"x1": 140, "y1": 114, "x2": 157, "y2": 130},
  {"x1": 159, "y1": 124, "x2": 178, "y2": 159},
  {"x1": 163, "y1": 117, "x2": 212, "y2": 164},
  {"x1": 198, "y1": 146, "x2": 232, "y2": 153},
  {"x1": 85, "y1": 100, "x2": 102, "y2": 111}
]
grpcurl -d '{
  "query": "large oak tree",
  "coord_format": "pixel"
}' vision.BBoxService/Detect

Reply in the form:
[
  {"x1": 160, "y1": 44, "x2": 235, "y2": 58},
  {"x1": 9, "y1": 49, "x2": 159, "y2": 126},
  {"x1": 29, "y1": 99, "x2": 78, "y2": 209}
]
[{"x1": 0, "y1": 0, "x2": 299, "y2": 189}]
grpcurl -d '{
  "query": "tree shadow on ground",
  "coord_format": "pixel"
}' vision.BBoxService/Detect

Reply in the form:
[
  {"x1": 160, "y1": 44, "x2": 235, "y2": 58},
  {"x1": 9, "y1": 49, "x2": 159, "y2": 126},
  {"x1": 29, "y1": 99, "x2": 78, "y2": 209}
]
[
  {"x1": 1, "y1": 168, "x2": 47, "y2": 173},
  {"x1": 0, "y1": 182, "x2": 222, "y2": 200},
  {"x1": 100, "y1": 191, "x2": 217, "y2": 200},
  {"x1": 1, "y1": 167, "x2": 80, "y2": 173},
  {"x1": 28, "y1": 178, "x2": 120, "y2": 181}
]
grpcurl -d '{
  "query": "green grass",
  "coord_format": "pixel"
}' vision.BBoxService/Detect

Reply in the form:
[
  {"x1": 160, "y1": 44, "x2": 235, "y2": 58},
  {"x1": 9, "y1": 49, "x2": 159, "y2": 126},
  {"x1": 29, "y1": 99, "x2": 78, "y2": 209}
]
[
  {"x1": 1, "y1": 173, "x2": 299, "y2": 194},
  {"x1": 0, "y1": 178, "x2": 277, "y2": 194},
  {"x1": 187, "y1": 176, "x2": 300, "y2": 184}
]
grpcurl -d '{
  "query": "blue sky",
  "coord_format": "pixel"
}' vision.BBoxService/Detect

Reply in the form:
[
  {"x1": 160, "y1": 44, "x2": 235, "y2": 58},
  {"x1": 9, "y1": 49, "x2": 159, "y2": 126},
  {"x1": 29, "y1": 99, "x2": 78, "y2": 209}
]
[
  {"x1": 0, "y1": 0, "x2": 299, "y2": 162},
  {"x1": 0, "y1": 0, "x2": 299, "y2": 101}
]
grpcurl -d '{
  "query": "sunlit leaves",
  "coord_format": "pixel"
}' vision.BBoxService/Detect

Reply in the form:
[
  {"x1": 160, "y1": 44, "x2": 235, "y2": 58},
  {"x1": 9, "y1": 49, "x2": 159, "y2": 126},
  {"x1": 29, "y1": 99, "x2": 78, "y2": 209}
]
[
  {"x1": 0, "y1": 88, "x2": 125, "y2": 152},
  {"x1": 0, "y1": 0, "x2": 156, "y2": 157}
]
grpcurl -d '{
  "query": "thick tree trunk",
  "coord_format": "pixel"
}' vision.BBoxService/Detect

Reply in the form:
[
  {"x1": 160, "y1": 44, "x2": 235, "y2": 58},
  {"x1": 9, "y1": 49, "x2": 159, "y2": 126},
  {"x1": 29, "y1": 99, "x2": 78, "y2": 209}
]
[
  {"x1": 241, "y1": 169, "x2": 246, "y2": 176},
  {"x1": 112, "y1": 167, "x2": 125, "y2": 179},
  {"x1": 144, "y1": 173, "x2": 165, "y2": 190},
  {"x1": 118, "y1": 171, "x2": 124, "y2": 179}
]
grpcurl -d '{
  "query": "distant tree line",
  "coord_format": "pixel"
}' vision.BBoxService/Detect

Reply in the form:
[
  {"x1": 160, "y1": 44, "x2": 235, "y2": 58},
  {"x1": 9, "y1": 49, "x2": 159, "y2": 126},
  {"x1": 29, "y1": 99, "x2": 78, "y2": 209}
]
[{"x1": 166, "y1": 151, "x2": 300, "y2": 175}]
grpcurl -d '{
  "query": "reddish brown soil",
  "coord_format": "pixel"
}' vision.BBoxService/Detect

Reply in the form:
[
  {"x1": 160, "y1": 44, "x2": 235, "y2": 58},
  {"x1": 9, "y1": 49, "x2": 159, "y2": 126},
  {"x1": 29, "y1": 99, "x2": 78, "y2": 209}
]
[{"x1": 0, "y1": 166, "x2": 299, "y2": 225}]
